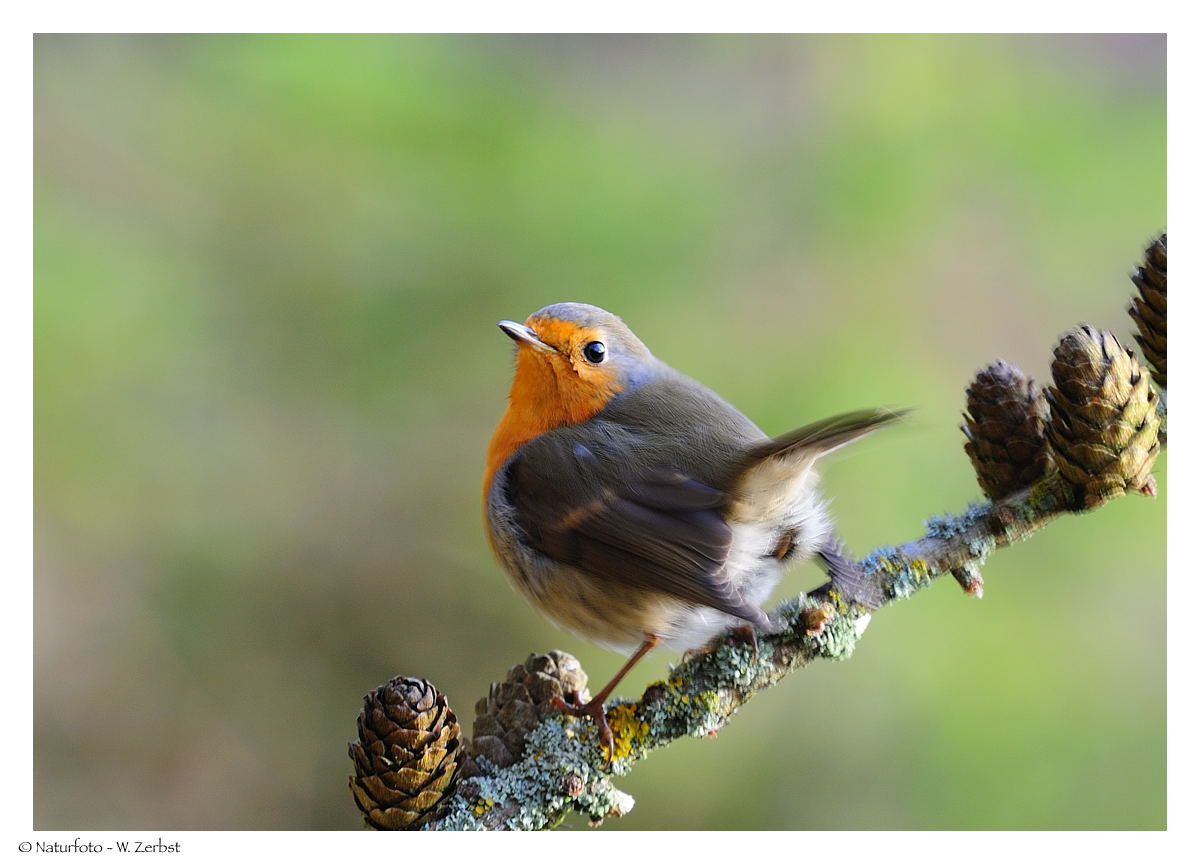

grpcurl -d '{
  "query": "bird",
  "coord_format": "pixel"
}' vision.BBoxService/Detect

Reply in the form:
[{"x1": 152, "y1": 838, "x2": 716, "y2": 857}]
[{"x1": 483, "y1": 302, "x2": 902, "y2": 759}]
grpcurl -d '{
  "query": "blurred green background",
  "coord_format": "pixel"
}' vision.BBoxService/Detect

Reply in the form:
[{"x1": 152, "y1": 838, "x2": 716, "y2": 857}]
[{"x1": 33, "y1": 34, "x2": 1165, "y2": 830}]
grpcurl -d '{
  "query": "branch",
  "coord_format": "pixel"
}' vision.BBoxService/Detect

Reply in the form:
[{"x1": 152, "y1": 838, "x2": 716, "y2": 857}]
[
  {"x1": 429, "y1": 476, "x2": 1101, "y2": 830},
  {"x1": 348, "y1": 232, "x2": 1167, "y2": 831}
]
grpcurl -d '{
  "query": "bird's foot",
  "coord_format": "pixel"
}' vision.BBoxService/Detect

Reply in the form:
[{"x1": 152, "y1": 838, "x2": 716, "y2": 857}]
[
  {"x1": 551, "y1": 691, "x2": 614, "y2": 767},
  {"x1": 550, "y1": 634, "x2": 659, "y2": 768},
  {"x1": 817, "y1": 539, "x2": 884, "y2": 610},
  {"x1": 801, "y1": 601, "x2": 837, "y2": 636}
]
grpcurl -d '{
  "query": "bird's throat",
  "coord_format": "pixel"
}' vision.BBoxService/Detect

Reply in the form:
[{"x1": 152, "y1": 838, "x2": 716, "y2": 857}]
[{"x1": 484, "y1": 350, "x2": 618, "y2": 492}]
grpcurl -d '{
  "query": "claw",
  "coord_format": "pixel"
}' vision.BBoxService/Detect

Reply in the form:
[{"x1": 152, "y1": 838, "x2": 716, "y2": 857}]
[
  {"x1": 802, "y1": 602, "x2": 836, "y2": 636},
  {"x1": 548, "y1": 634, "x2": 659, "y2": 768},
  {"x1": 818, "y1": 538, "x2": 883, "y2": 609},
  {"x1": 553, "y1": 694, "x2": 615, "y2": 765}
]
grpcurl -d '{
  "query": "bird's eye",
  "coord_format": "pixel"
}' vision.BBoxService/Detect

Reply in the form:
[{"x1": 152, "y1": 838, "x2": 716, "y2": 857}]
[{"x1": 582, "y1": 341, "x2": 607, "y2": 364}]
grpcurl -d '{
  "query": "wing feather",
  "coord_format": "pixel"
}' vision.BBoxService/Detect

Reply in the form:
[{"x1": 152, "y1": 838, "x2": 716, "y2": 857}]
[{"x1": 505, "y1": 432, "x2": 764, "y2": 624}]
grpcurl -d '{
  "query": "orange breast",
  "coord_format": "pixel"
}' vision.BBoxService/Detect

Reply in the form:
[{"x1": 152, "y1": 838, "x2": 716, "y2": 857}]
[{"x1": 483, "y1": 346, "x2": 622, "y2": 512}]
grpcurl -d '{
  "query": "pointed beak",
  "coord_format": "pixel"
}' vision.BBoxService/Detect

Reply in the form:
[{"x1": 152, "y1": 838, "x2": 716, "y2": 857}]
[{"x1": 498, "y1": 320, "x2": 555, "y2": 353}]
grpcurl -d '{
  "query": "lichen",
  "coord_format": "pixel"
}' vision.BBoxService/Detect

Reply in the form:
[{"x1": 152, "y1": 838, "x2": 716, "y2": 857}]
[
  {"x1": 607, "y1": 703, "x2": 650, "y2": 763},
  {"x1": 862, "y1": 545, "x2": 900, "y2": 572},
  {"x1": 967, "y1": 536, "x2": 996, "y2": 560},
  {"x1": 925, "y1": 500, "x2": 990, "y2": 538},
  {"x1": 686, "y1": 689, "x2": 726, "y2": 736},
  {"x1": 424, "y1": 438, "x2": 1144, "y2": 830},
  {"x1": 865, "y1": 547, "x2": 934, "y2": 601},
  {"x1": 805, "y1": 609, "x2": 864, "y2": 662},
  {"x1": 632, "y1": 672, "x2": 729, "y2": 751},
  {"x1": 432, "y1": 716, "x2": 634, "y2": 830}
]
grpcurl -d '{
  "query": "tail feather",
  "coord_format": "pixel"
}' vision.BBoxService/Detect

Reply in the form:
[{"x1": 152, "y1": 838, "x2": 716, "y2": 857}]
[
  {"x1": 725, "y1": 407, "x2": 907, "y2": 516},
  {"x1": 743, "y1": 407, "x2": 908, "y2": 465}
]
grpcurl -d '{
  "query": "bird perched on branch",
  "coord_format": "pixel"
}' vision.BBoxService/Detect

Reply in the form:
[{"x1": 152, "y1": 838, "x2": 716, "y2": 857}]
[{"x1": 483, "y1": 302, "x2": 902, "y2": 759}]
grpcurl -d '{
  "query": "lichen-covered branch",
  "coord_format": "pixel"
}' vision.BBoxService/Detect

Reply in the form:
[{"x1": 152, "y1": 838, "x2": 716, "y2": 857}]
[{"x1": 429, "y1": 473, "x2": 1129, "y2": 830}]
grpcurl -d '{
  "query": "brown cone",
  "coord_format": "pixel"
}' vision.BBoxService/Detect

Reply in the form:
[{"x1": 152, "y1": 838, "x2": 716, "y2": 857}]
[
  {"x1": 1128, "y1": 232, "x2": 1166, "y2": 388},
  {"x1": 962, "y1": 360, "x2": 1051, "y2": 499},
  {"x1": 1045, "y1": 325, "x2": 1161, "y2": 509},
  {"x1": 348, "y1": 676, "x2": 462, "y2": 830},
  {"x1": 461, "y1": 651, "x2": 589, "y2": 777}
]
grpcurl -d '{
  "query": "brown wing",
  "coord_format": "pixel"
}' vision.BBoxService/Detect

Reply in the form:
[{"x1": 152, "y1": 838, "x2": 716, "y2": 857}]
[{"x1": 504, "y1": 429, "x2": 768, "y2": 627}]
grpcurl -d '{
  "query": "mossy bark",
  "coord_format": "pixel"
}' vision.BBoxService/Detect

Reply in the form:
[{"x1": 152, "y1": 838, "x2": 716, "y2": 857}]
[{"x1": 430, "y1": 473, "x2": 1130, "y2": 830}]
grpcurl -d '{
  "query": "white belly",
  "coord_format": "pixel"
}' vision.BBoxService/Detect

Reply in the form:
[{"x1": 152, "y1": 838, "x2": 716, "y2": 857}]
[{"x1": 663, "y1": 482, "x2": 833, "y2": 651}]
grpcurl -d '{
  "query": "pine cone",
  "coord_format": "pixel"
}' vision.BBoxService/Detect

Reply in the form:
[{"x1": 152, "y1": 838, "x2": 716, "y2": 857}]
[
  {"x1": 462, "y1": 651, "x2": 588, "y2": 776},
  {"x1": 1128, "y1": 232, "x2": 1166, "y2": 388},
  {"x1": 348, "y1": 676, "x2": 463, "y2": 830},
  {"x1": 961, "y1": 360, "x2": 1051, "y2": 499},
  {"x1": 1045, "y1": 325, "x2": 1161, "y2": 509}
]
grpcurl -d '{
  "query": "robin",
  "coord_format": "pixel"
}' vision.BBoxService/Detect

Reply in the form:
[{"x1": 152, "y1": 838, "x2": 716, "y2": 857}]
[{"x1": 484, "y1": 302, "x2": 902, "y2": 759}]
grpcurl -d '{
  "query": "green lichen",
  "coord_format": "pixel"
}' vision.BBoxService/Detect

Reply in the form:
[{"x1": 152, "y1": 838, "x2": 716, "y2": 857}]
[
  {"x1": 866, "y1": 547, "x2": 934, "y2": 601},
  {"x1": 808, "y1": 610, "x2": 864, "y2": 662},
  {"x1": 686, "y1": 689, "x2": 726, "y2": 736},
  {"x1": 427, "y1": 441, "x2": 1135, "y2": 830},
  {"x1": 631, "y1": 672, "x2": 729, "y2": 751},
  {"x1": 863, "y1": 545, "x2": 901, "y2": 573},
  {"x1": 433, "y1": 716, "x2": 634, "y2": 830}
]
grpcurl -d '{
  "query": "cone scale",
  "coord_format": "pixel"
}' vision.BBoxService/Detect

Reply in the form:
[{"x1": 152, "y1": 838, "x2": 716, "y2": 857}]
[
  {"x1": 1045, "y1": 325, "x2": 1160, "y2": 509},
  {"x1": 348, "y1": 676, "x2": 463, "y2": 830},
  {"x1": 962, "y1": 360, "x2": 1051, "y2": 500},
  {"x1": 462, "y1": 650, "x2": 589, "y2": 776},
  {"x1": 1128, "y1": 233, "x2": 1167, "y2": 389}
]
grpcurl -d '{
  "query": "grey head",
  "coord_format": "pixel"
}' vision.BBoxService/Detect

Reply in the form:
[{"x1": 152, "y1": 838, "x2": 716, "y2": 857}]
[{"x1": 497, "y1": 302, "x2": 662, "y2": 394}]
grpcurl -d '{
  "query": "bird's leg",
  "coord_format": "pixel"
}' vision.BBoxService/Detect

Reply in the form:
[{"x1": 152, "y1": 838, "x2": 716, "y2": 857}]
[
  {"x1": 552, "y1": 634, "x2": 660, "y2": 765},
  {"x1": 814, "y1": 537, "x2": 884, "y2": 610}
]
